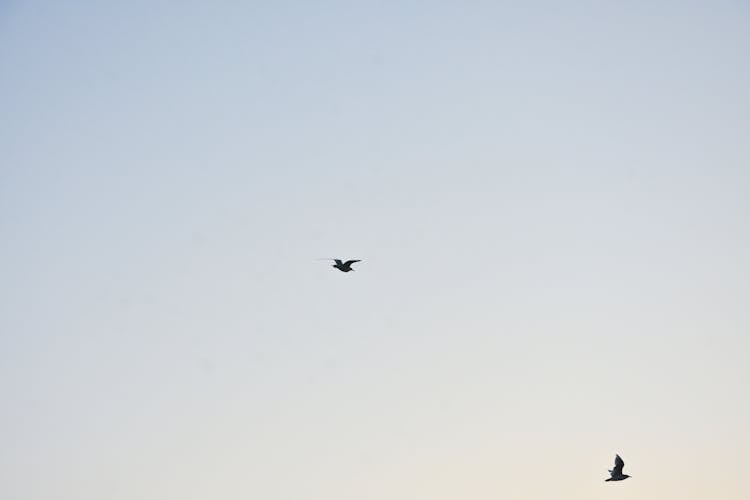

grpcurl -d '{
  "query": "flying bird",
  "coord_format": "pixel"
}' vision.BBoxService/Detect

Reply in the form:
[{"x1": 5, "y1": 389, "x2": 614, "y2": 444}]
[
  {"x1": 319, "y1": 258, "x2": 361, "y2": 273},
  {"x1": 605, "y1": 454, "x2": 631, "y2": 482}
]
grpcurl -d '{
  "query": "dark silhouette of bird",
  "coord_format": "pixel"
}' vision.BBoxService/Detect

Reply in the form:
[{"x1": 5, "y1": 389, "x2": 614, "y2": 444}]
[
  {"x1": 605, "y1": 454, "x2": 631, "y2": 482},
  {"x1": 319, "y1": 258, "x2": 361, "y2": 273}
]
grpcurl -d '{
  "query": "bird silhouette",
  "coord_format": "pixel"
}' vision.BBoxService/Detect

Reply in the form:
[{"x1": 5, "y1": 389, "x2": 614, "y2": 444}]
[
  {"x1": 319, "y1": 258, "x2": 361, "y2": 273},
  {"x1": 605, "y1": 454, "x2": 631, "y2": 482}
]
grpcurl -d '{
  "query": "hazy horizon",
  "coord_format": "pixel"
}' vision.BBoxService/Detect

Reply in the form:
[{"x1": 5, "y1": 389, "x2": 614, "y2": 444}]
[{"x1": 2, "y1": 1, "x2": 749, "y2": 499}]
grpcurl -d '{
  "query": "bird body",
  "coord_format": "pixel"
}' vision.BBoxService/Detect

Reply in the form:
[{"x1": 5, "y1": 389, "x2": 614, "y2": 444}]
[
  {"x1": 320, "y1": 258, "x2": 361, "y2": 272},
  {"x1": 333, "y1": 259, "x2": 360, "y2": 272},
  {"x1": 605, "y1": 454, "x2": 631, "y2": 482}
]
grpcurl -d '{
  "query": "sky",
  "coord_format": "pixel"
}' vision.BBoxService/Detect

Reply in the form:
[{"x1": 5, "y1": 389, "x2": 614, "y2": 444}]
[{"x1": 1, "y1": 1, "x2": 749, "y2": 499}]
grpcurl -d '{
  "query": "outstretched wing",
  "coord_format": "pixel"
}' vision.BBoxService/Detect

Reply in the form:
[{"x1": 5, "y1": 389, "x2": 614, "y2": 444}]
[
  {"x1": 343, "y1": 259, "x2": 361, "y2": 267},
  {"x1": 334, "y1": 259, "x2": 344, "y2": 266},
  {"x1": 612, "y1": 455, "x2": 625, "y2": 474}
]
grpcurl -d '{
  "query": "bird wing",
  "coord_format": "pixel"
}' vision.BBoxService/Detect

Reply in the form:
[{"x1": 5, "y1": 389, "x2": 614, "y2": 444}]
[
  {"x1": 613, "y1": 455, "x2": 625, "y2": 474},
  {"x1": 343, "y1": 259, "x2": 361, "y2": 266},
  {"x1": 334, "y1": 259, "x2": 344, "y2": 266}
]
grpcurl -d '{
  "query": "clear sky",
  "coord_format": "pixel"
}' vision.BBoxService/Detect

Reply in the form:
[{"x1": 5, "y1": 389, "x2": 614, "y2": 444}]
[{"x1": 1, "y1": 1, "x2": 749, "y2": 499}]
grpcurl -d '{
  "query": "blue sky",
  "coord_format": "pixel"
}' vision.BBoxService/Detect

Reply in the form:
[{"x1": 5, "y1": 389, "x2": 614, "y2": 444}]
[{"x1": 2, "y1": 1, "x2": 749, "y2": 499}]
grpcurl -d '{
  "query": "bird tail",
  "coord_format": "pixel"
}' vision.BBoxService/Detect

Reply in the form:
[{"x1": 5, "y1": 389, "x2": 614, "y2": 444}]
[{"x1": 605, "y1": 478, "x2": 612, "y2": 482}]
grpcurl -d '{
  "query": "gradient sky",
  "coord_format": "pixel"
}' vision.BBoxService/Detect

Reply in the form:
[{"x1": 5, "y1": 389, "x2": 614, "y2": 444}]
[{"x1": 2, "y1": 1, "x2": 749, "y2": 499}]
